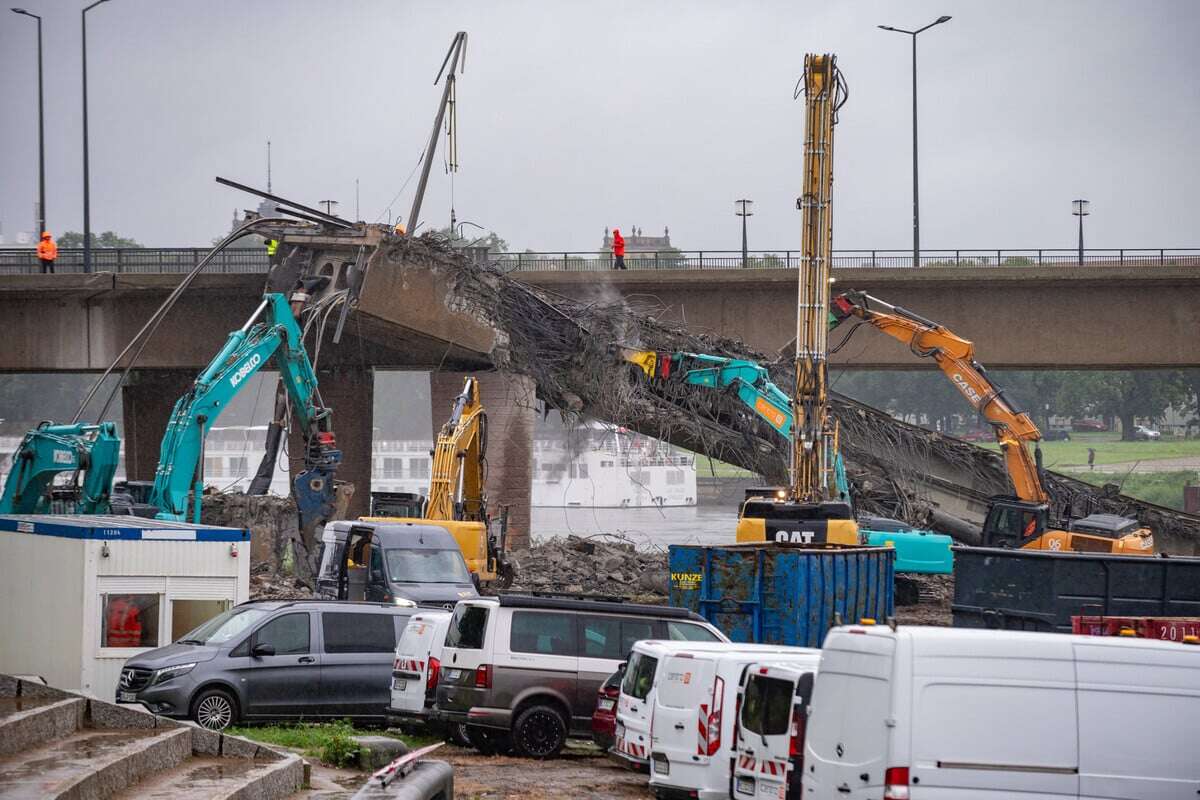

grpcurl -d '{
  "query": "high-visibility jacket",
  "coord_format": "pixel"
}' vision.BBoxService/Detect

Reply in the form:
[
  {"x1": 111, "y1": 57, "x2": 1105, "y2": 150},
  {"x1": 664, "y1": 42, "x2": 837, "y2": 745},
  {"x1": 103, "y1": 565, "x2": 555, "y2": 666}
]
[
  {"x1": 266, "y1": 239, "x2": 279, "y2": 256},
  {"x1": 37, "y1": 236, "x2": 57, "y2": 261},
  {"x1": 612, "y1": 231, "x2": 625, "y2": 257},
  {"x1": 106, "y1": 597, "x2": 143, "y2": 647}
]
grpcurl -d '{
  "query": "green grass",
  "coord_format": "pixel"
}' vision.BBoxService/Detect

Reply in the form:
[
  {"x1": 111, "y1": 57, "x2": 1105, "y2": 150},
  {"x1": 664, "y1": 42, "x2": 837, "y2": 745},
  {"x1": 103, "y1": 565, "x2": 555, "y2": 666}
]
[
  {"x1": 228, "y1": 721, "x2": 438, "y2": 767},
  {"x1": 693, "y1": 455, "x2": 755, "y2": 478},
  {"x1": 1062, "y1": 470, "x2": 1199, "y2": 511},
  {"x1": 978, "y1": 432, "x2": 1200, "y2": 470}
]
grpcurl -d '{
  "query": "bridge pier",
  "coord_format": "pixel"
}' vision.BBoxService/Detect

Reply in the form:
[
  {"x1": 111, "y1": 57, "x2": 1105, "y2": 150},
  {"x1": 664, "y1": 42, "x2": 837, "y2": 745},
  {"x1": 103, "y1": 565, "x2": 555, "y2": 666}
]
[
  {"x1": 121, "y1": 370, "x2": 195, "y2": 482},
  {"x1": 430, "y1": 371, "x2": 535, "y2": 550},
  {"x1": 288, "y1": 367, "x2": 375, "y2": 520}
]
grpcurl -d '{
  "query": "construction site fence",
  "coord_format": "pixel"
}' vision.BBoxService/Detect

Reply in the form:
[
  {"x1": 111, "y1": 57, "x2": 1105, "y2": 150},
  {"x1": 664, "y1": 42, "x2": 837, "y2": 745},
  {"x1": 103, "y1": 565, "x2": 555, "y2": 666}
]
[{"x1": 1, "y1": 247, "x2": 1198, "y2": 274}]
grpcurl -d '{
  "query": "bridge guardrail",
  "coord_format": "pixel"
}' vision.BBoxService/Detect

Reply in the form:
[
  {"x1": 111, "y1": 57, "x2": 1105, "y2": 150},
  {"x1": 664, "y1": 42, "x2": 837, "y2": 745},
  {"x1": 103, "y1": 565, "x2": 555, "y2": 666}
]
[{"x1": 1, "y1": 247, "x2": 1196, "y2": 274}]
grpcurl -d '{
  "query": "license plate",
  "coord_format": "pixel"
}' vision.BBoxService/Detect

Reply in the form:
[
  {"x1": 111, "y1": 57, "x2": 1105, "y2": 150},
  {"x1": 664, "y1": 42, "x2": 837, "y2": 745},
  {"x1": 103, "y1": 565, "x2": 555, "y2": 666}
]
[
  {"x1": 652, "y1": 755, "x2": 670, "y2": 776},
  {"x1": 446, "y1": 669, "x2": 462, "y2": 681},
  {"x1": 598, "y1": 698, "x2": 615, "y2": 711},
  {"x1": 392, "y1": 678, "x2": 407, "y2": 692},
  {"x1": 736, "y1": 776, "x2": 755, "y2": 796},
  {"x1": 118, "y1": 691, "x2": 137, "y2": 703}
]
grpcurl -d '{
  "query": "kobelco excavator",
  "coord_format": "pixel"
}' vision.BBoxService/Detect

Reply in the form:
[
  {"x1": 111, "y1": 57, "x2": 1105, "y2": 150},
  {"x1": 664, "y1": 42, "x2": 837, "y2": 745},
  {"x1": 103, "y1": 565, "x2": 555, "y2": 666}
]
[{"x1": 829, "y1": 290, "x2": 1155, "y2": 555}]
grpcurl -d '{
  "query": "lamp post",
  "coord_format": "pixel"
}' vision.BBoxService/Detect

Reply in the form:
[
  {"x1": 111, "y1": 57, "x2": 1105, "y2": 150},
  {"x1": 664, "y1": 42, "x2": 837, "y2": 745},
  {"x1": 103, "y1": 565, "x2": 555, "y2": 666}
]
[
  {"x1": 878, "y1": 15, "x2": 952, "y2": 268},
  {"x1": 735, "y1": 198, "x2": 753, "y2": 266},
  {"x1": 1072, "y1": 199, "x2": 1090, "y2": 265},
  {"x1": 82, "y1": 0, "x2": 113, "y2": 273},
  {"x1": 11, "y1": 8, "x2": 45, "y2": 238}
]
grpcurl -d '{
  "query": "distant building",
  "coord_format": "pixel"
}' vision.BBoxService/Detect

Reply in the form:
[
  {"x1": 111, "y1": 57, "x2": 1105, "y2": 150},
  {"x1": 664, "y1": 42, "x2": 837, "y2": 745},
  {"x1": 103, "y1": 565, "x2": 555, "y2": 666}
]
[{"x1": 602, "y1": 225, "x2": 673, "y2": 253}]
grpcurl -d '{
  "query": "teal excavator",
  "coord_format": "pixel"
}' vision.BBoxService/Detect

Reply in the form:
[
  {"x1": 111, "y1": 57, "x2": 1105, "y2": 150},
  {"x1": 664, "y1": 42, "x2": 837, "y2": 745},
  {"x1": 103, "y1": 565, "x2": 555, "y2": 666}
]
[
  {"x1": 0, "y1": 291, "x2": 341, "y2": 536},
  {"x1": 623, "y1": 348, "x2": 953, "y2": 575}
]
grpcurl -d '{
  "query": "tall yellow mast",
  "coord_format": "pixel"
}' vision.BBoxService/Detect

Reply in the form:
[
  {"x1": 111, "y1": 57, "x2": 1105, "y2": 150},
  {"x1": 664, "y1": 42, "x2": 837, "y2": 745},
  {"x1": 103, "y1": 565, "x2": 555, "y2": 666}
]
[{"x1": 792, "y1": 53, "x2": 843, "y2": 502}]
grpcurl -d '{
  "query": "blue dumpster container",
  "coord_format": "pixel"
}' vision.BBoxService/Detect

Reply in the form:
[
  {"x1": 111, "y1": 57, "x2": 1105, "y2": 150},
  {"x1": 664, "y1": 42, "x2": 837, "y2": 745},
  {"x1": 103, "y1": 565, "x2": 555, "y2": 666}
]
[{"x1": 668, "y1": 543, "x2": 895, "y2": 646}]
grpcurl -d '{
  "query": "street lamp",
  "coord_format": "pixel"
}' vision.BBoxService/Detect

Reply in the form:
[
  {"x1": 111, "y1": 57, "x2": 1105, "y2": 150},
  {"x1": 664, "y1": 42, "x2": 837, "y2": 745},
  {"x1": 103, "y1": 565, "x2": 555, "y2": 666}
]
[
  {"x1": 878, "y1": 15, "x2": 952, "y2": 268},
  {"x1": 735, "y1": 198, "x2": 754, "y2": 266},
  {"x1": 12, "y1": 8, "x2": 45, "y2": 238},
  {"x1": 82, "y1": 0, "x2": 113, "y2": 273},
  {"x1": 1072, "y1": 199, "x2": 1090, "y2": 265}
]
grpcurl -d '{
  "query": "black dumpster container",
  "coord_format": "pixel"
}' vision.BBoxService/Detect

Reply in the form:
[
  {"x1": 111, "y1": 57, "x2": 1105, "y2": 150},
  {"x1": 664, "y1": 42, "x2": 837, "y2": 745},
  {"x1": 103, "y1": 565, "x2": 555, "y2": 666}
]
[{"x1": 952, "y1": 546, "x2": 1200, "y2": 632}]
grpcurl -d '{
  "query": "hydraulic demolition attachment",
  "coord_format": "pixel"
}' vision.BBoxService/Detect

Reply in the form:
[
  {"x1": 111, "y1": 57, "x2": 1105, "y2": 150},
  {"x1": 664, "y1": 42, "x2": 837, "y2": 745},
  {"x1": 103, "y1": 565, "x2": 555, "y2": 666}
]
[{"x1": 829, "y1": 290, "x2": 1155, "y2": 555}]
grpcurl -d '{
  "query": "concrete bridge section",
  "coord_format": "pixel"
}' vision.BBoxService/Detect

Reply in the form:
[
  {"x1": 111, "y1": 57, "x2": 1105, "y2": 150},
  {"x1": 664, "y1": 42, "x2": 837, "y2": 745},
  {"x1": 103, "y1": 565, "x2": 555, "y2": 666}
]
[{"x1": 516, "y1": 264, "x2": 1200, "y2": 369}]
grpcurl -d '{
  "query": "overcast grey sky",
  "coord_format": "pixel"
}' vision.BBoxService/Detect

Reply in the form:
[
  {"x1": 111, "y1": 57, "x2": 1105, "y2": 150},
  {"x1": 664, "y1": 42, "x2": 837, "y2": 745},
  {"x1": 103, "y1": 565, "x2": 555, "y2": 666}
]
[{"x1": 2, "y1": 0, "x2": 1197, "y2": 251}]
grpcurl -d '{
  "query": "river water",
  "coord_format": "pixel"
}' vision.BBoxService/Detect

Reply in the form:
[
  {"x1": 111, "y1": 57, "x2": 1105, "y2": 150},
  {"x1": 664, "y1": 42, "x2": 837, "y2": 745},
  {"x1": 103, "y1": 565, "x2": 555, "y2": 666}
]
[{"x1": 530, "y1": 505, "x2": 739, "y2": 550}]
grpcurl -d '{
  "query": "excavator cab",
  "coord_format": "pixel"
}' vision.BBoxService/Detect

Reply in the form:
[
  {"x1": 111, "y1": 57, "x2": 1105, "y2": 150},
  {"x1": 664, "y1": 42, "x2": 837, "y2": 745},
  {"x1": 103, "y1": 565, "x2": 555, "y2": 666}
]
[
  {"x1": 982, "y1": 497, "x2": 1155, "y2": 555},
  {"x1": 980, "y1": 498, "x2": 1050, "y2": 549}
]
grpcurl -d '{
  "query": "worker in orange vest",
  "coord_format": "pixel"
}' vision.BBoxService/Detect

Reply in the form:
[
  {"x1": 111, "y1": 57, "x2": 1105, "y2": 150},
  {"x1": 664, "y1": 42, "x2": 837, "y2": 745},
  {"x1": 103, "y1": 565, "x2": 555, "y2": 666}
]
[
  {"x1": 612, "y1": 228, "x2": 626, "y2": 270},
  {"x1": 36, "y1": 231, "x2": 57, "y2": 274},
  {"x1": 106, "y1": 596, "x2": 144, "y2": 647}
]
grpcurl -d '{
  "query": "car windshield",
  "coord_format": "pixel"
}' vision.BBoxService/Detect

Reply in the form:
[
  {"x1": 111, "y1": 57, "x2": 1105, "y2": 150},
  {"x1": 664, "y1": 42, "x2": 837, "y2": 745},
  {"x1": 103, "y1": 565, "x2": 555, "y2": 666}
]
[
  {"x1": 385, "y1": 548, "x2": 471, "y2": 584},
  {"x1": 178, "y1": 606, "x2": 271, "y2": 645}
]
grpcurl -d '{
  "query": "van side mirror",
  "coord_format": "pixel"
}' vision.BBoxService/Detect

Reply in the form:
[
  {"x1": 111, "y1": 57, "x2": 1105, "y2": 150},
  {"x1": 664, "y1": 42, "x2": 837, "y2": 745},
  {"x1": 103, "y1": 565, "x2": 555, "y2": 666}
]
[{"x1": 251, "y1": 643, "x2": 276, "y2": 658}]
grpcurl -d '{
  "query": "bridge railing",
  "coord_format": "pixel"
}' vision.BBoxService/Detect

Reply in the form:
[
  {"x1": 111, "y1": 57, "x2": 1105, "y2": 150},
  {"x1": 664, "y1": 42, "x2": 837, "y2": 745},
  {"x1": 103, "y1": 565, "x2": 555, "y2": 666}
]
[{"x1": 1, "y1": 246, "x2": 1197, "y2": 274}]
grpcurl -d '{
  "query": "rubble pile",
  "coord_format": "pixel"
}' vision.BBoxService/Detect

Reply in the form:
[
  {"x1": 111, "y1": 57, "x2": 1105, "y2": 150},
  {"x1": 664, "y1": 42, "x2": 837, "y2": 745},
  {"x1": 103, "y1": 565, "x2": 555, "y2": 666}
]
[
  {"x1": 201, "y1": 492, "x2": 316, "y2": 599},
  {"x1": 508, "y1": 536, "x2": 669, "y2": 603}
]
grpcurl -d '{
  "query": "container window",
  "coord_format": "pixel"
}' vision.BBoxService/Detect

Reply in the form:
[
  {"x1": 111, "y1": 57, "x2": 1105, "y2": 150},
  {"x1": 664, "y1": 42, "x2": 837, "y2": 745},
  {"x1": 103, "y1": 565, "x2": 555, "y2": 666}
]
[
  {"x1": 741, "y1": 674, "x2": 795, "y2": 736},
  {"x1": 510, "y1": 611, "x2": 576, "y2": 656},
  {"x1": 621, "y1": 651, "x2": 658, "y2": 700},
  {"x1": 101, "y1": 593, "x2": 161, "y2": 648},
  {"x1": 667, "y1": 621, "x2": 722, "y2": 642},
  {"x1": 579, "y1": 616, "x2": 622, "y2": 659},
  {"x1": 446, "y1": 604, "x2": 488, "y2": 650},
  {"x1": 171, "y1": 599, "x2": 231, "y2": 642},
  {"x1": 254, "y1": 612, "x2": 310, "y2": 655},
  {"x1": 322, "y1": 612, "x2": 397, "y2": 653}
]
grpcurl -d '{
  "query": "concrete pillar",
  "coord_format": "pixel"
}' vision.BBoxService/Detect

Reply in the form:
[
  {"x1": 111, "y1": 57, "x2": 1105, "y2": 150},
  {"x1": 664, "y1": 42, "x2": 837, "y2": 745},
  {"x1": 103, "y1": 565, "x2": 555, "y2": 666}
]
[
  {"x1": 288, "y1": 367, "x2": 375, "y2": 520},
  {"x1": 430, "y1": 371, "x2": 535, "y2": 550},
  {"x1": 121, "y1": 370, "x2": 195, "y2": 481}
]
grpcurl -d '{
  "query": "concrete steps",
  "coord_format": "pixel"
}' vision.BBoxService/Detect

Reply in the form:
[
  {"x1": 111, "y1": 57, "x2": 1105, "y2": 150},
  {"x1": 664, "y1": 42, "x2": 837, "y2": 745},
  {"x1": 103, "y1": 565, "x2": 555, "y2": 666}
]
[{"x1": 0, "y1": 676, "x2": 305, "y2": 800}]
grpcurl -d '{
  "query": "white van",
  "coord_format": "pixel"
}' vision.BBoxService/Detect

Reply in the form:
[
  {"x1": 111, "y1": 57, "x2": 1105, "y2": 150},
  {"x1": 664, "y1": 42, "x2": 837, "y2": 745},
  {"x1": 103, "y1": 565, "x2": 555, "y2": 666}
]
[
  {"x1": 615, "y1": 640, "x2": 769, "y2": 770},
  {"x1": 387, "y1": 610, "x2": 452, "y2": 725},
  {"x1": 648, "y1": 647, "x2": 821, "y2": 800},
  {"x1": 804, "y1": 624, "x2": 1200, "y2": 799},
  {"x1": 732, "y1": 662, "x2": 816, "y2": 800}
]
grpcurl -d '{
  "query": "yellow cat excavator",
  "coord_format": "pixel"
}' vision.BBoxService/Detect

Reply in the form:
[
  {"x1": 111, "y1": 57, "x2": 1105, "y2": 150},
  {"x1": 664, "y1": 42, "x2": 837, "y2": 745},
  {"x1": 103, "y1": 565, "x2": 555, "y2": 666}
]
[
  {"x1": 364, "y1": 376, "x2": 513, "y2": 585},
  {"x1": 829, "y1": 290, "x2": 1155, "y2": 556}
]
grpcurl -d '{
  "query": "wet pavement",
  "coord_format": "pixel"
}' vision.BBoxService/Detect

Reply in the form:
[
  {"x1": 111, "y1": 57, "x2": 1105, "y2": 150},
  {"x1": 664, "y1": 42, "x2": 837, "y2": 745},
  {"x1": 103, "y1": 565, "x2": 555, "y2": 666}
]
[
  {"x1": 109, "y1": 756, "x2": 273, "y2": 799},
  {"x1": 0, "y1": 696, "x2": 57, "y2": 720},
  {"x1": 443, "y1": 742, "x2": 651, "y2": 800},
  {"x1": 0, "y1": 729, "x2": 162, "y2": 799}
]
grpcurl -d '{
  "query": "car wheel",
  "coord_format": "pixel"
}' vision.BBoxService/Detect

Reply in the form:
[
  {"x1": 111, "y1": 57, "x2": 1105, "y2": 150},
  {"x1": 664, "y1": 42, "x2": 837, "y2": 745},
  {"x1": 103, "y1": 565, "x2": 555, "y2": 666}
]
[
  {"x1": 511, "y1": 704, "x2": 567, "y2": 759},
  {"x1": 465, "y1": 725, "x2": 513, "y2": 755},
  {"x1": 450, "y1": 722, "x2": 473, "y2": 747},
  {"x1": 192, "y1": 688, "x2": 237, "y2": 731}
]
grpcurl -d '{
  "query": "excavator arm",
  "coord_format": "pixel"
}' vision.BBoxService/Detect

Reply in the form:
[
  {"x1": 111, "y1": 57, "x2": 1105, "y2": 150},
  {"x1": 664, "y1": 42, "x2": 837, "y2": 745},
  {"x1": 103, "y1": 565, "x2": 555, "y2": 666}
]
[
  {"x1": 151, "y1": 292, "x2": 340, "y2": 527},
  {"x1": 425, "y1": 377, "x2": 487, "y2": 522},
  {"x1": 0, "y1": 422, "x2": 120, "y2": 514},
  {"x1": 830, "y1": 291, "x2": 1048, "y2": 504}
]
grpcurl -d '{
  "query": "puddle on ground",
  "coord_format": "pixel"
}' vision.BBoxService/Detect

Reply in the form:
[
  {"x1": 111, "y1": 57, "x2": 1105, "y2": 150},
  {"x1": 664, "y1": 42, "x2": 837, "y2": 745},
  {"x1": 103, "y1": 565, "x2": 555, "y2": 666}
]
[{"x1": 0, "y1": 730, "x2": 157, "y2": 782}]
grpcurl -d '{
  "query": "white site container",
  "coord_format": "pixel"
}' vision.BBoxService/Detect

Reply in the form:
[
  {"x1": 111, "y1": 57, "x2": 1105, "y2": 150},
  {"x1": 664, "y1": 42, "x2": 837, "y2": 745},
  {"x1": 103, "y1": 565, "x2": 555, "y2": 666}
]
[
  {"x1": 0, "y1": 514, "x2": 250, "y2": 700},
  {"x1": 803, "y1": 624, "x2": 1200, "y2": 800}
]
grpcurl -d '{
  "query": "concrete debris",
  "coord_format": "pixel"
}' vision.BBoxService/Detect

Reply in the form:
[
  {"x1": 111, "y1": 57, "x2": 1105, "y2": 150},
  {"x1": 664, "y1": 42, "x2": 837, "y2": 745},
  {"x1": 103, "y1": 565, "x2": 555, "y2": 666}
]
[
  {"x1": 507, "y1": 536, "x2": 669, "y2": 604},
  {"x1": 200, "y1": 492, "x2": 317, "y2": 598}
]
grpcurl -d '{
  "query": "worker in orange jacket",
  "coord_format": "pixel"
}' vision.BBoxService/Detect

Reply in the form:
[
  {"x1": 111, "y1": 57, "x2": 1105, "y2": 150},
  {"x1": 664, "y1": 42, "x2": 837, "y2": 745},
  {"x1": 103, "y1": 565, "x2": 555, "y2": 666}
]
[
  {"x1": 36, "y1": 231, "x2": 57, "y2": 274},
  {"x1": 612, "y1": 228, "x2": 626, "y2": 270},
  {"x1": 106, "y1": 596, "x2": 144, "y2": 647}
]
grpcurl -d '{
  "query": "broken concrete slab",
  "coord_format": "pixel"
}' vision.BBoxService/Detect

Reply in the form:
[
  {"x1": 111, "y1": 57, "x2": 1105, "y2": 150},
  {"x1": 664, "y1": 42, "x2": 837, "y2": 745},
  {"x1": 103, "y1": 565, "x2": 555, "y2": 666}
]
[{"x1": 352, "y1": 736, "x2": 409, "y2": 771}]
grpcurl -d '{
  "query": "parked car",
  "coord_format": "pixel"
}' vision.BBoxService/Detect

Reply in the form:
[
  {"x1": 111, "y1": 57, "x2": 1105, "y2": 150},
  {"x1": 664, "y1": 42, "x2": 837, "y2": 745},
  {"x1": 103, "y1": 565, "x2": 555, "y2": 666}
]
[
  {"x1": 315, "y1": 520, "x2": 479, "y2": 608},
  {"x1": 732, "y1": 662, "x2": 816, "y2": 800},
  {"x1": 959, "y1": 429, "x2": 993, "y2": 443},
  {"x1": 1134, "y1": 425, "x2": 1162, "y2": 440},
  {"x1": 1072, "y1": 419, "x2": 1107, "y2": 432},
  {"x1": 434, "y1": 594, "x2": 727, "y2": 758},
  {"x1": 647, "y1": 647, "x2": 821, "y2": 800},
  {"x1": 802, "y1": 623, "x2": 1200, "y2": 799},
  {"x1": 591, "y1": 665, "x2": 624, "y2": 751},
  {"x1": 614, "y1": 640, "x2": 804, "y2": 773},
  {"x1": 117, "y1": 599, "x2": 416, "y2": 730}
]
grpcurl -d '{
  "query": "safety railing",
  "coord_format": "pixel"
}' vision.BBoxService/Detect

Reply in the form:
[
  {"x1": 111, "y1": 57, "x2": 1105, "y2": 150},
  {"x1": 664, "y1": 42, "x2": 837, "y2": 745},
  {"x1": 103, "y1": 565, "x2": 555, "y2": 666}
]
[{"x1": 1, "y1": 247, "x2": 1197, "y2": 274}]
